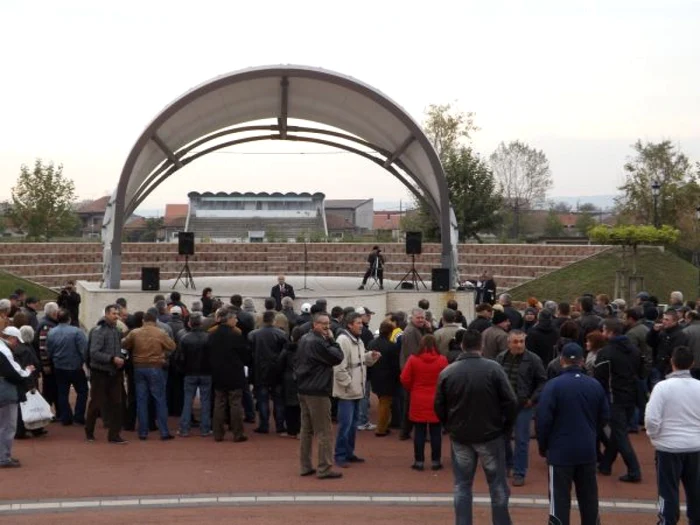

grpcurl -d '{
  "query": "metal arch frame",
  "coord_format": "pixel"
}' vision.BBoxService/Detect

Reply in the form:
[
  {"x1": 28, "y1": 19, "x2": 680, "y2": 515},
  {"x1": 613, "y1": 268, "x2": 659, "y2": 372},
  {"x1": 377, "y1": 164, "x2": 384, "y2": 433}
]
[
  {"x1": 124, "y1": 123, "x2": 441, "y2": 221},
  {"x1": 106, "y1": 65, "x2": 456, "y2": 289}
]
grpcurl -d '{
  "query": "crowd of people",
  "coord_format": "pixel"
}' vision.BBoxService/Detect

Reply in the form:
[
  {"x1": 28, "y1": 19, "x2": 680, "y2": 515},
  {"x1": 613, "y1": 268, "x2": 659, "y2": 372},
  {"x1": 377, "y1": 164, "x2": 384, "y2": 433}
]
[{"x1": 1, "y1": 282, "x2": 700, "y2": 525}]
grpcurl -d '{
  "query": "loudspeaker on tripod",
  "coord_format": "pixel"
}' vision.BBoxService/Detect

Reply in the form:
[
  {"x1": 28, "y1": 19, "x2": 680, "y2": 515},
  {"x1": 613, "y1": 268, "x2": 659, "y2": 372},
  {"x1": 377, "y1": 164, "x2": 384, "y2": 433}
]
[
  {"x1": 141, "y1": 267, "x2": 160, "y2": 291},
  {"x1": 178, "y1": 231, "x2": 195, "y2": 256},
  {"x1": 405, "y1": 231, "x2": 422, "y2": 255}
]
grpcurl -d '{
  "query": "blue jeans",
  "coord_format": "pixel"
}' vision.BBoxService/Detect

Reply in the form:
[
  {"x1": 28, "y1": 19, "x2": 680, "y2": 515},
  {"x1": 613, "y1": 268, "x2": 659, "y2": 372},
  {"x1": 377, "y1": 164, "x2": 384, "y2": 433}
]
[
  {"x1": 452, "y1": 438, "x2": 511, "y2": 525},
  {"x1": 335, "y1": 399, "x2": 360, "y2": 464},
  {"x1": 255, "y1": 385, "x2": 286, "y2": 433},
  {"x1": 134, "y1": 367, "x2": 170, "y2": 438},
  {"x1": 54, "y1": 368, "x2": 88, "y2": 424},
  {"x1": 357, "y1": 380, "x2": 371, "y2": 426},
  {"x1": 504, "y1": 406, "x2": 533, "y2": 478},
  {"x1": 179, "y1": 375, "x2": 212, "y2": 435}
]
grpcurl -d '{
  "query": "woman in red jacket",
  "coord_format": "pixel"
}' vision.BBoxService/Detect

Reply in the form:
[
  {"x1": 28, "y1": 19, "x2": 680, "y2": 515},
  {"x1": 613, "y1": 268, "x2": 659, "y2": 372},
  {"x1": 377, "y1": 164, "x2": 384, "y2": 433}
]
[{"x1": 400, "y1": 334, "x2": 448, "y2": 471}]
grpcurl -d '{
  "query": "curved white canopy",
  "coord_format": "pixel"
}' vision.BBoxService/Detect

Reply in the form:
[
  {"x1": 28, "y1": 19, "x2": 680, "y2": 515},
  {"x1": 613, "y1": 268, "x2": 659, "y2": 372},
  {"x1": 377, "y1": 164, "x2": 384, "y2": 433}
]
[{"x1": 102, "y1": 65, "x2": 457, "y2": 288}]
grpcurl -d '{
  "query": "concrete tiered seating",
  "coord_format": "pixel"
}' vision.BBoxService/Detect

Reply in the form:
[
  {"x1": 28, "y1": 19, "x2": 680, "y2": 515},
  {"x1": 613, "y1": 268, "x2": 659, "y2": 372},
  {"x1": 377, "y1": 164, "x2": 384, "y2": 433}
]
[
  {"x1": 0, "y1": 242, "x2": 610, "y2": 290},
  {"x1": 187, "y1": 216, "x2": 326, "y2": 240}
]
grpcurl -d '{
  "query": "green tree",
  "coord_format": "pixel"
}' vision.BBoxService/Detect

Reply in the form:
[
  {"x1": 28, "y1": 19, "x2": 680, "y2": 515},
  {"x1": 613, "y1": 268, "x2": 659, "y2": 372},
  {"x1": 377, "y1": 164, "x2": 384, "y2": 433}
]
[
  {"x1": 616, "y1": 140, "x2": 696, "y2": 227},
  {"x1": 139, "y1": 217, "x2": 164, "y2": 242},
  {"x1": 10, "y1": 159, "x2": 79, "y2": 240},
  {"x1": 404, "y1": 147, "x2": 503, "y2": 242},
  {"x1": 589, "y1": 224, "x2": 680, "y2": 274},
  {"x1": 544, "y1": 209, "x2": 565, "y2": 237},
  {"x1": 490, "y1": 141, "x2": 553, "y2": 239},
  {"x1": 409, "y1": 104, "x2": 501, "y2": 242},
  {"x1": 575, "y1": 212, "x2": 597, "y2": 236}
]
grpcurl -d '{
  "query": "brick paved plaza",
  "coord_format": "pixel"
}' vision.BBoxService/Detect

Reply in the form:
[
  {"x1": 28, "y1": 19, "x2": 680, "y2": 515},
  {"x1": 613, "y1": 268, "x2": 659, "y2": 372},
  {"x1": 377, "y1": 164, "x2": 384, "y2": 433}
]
[{"x1": 0, "y1": 409, "x2": 673, "y2": 524}]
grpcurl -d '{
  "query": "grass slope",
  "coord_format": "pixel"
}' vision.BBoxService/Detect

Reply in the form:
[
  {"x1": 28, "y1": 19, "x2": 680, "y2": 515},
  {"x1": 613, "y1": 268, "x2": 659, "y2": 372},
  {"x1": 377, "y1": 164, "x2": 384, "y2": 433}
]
[
  {"x1": 0, "y1": 270, "x2": 58, "y2": 300},
  {"x1": 509, "y1": 247, "x2": 699, "y2": 303}
]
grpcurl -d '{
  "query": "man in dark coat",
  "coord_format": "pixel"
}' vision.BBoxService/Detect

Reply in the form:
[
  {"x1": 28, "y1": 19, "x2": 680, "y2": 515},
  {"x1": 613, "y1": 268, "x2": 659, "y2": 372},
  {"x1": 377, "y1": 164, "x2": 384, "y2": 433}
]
[
  {"x1": 270, "y1": 275, "x2": 296, "y2": 311},
  {"x1": 595, "y1": 318, "x2": 644, "y2": 482},
  {"x1": 295, "y1": 312, "x2": 345, "y2": 479},
  {"x1": 57, "y1": 281, "x2": 81, "y2": 327},
  {"x1": 525, "y1": 309, "x2": 559, "y2": 365},
  {"x1": 467, "y1": 303, "x2": 492, "y2": 333},
  {"x1": 248, "y1": 310, "x2": 288, "y2": 434},
  {"x1": 647, "y1": 308, "x2": 689, "y2": 383},
  {"x1": 367, "y1": 320, "x2": 400, "y2": 436},
  {"x1": 536, "y1": 343, "x2": 610, "y2": 525},
  {"x1": 208, "y1": 310, "x2": 251, "y2": 442}
]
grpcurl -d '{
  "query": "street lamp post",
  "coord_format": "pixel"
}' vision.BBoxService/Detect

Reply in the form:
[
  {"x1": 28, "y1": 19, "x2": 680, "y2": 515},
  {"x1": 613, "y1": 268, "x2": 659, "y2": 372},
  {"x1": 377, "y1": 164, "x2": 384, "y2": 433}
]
[{"x1": 651, "y1": 180, "x2": 661, "y2": 228}]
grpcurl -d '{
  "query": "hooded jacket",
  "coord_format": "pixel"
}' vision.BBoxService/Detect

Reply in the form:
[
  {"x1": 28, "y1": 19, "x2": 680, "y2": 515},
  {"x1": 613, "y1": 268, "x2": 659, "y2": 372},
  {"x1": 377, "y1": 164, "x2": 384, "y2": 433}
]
[
  {"x1": 594, "y1": 335, "x2": 644, "y2": 406},
  {"x1": 333, "y1": 329, "x2": 378, "y2": 399},
  {"x1": 400, "y1": 350, "x2": 448, "y2": 423}
]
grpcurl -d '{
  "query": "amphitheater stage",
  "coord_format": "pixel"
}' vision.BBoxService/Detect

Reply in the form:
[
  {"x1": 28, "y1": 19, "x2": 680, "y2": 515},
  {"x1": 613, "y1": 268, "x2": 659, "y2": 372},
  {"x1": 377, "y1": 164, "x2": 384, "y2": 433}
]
[{"x1": 76, "y1": 275, "x2": 476, "y2": 331}]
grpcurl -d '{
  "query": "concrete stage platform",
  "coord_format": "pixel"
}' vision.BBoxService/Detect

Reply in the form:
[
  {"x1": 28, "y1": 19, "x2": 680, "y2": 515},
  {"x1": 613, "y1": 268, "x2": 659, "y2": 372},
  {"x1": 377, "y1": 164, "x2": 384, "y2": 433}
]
[{"x1": 77, "y1": 275, "x2": 476, "y2": 330}]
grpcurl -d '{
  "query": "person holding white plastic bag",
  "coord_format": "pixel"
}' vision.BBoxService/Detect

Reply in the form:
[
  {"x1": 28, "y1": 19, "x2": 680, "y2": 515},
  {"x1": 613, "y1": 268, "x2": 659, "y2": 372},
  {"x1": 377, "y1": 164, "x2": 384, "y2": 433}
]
[{"x1": 0, "y1": 326, "x2": 36, "y2": 468}]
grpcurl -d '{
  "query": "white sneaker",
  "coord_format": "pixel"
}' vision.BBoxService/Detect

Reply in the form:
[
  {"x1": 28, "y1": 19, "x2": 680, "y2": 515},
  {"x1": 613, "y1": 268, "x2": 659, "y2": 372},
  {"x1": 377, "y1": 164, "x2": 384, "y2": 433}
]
[{"x1": 357, "y1": 423, "x2": 377, "y2": 431}]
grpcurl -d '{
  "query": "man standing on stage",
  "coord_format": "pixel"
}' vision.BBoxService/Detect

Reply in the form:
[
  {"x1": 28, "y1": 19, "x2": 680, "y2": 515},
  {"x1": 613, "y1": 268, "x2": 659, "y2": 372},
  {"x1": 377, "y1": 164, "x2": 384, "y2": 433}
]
[
  {"x1": 271, "y1": 275, "x2": 295, "y2": 311},
  {"x1": 358, "y1": 245, "x2": 385, "y2": 290}
]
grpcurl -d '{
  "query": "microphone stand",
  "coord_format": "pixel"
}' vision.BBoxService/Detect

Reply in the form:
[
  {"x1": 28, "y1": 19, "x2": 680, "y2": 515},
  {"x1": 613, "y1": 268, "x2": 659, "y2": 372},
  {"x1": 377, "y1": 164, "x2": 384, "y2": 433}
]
[{"x1": 299, "y1": 241, "x2": 313, "y2": 291}]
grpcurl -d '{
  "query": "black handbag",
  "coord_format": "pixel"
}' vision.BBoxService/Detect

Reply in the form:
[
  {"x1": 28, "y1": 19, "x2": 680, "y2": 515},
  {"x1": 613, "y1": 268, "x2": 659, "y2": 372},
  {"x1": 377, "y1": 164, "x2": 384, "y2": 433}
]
[{"x1": 0, "y1": 377, "x2": 18, "y2": 407}]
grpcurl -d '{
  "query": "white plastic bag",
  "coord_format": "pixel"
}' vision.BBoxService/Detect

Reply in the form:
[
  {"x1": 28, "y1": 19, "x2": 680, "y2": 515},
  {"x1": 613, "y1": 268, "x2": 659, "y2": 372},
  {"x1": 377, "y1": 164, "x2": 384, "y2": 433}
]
[{"x1": 20, "y1": 391, "x2": 53, "y2": 430}]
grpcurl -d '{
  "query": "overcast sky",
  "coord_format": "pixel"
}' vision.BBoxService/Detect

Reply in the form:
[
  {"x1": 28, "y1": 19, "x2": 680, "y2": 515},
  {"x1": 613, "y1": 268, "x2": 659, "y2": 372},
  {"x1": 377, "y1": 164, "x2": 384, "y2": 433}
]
[{"x1": 1, "y1": 0, "x2": 699, "y2": 212}]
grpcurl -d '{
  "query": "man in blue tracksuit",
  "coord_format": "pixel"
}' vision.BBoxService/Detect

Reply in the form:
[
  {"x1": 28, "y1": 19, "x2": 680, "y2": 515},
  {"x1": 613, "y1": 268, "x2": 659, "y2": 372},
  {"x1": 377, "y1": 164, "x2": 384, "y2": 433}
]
[{"x1": 536, "y1": 343, "x2": 610, "y2": 525}]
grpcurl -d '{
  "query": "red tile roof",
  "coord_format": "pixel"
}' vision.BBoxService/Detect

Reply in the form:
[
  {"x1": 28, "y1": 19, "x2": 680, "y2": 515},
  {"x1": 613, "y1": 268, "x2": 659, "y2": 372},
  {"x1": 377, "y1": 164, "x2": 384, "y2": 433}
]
[
  {"x1": 77, "y1": 196, "x2": 110, "y2": 214},
  {"x1": 373, "y1": 211, "x2": 403, "y2": 230},
  {"x1": 165, "y1": 204, "x2": 188, "y2": 220}
]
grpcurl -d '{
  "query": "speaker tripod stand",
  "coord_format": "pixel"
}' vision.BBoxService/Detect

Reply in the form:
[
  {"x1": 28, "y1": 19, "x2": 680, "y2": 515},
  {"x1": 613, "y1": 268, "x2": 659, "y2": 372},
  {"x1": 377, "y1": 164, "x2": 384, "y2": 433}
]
[
  {"x1": 395, "y1": 254, "x2": 427, "y2": 290},
  {"x1": 173, "y1": 255, "x2": 196, "y2": 290}
]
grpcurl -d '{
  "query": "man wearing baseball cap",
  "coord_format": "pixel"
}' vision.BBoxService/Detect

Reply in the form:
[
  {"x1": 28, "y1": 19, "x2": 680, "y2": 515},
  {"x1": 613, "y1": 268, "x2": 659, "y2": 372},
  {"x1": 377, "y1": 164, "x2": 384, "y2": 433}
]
[
  {"x1": 536, "y1": 342, "x2": 610, "y2": 525},
  {"x1": 0, "y1": 326, "x2": 36, "y2": 467}
]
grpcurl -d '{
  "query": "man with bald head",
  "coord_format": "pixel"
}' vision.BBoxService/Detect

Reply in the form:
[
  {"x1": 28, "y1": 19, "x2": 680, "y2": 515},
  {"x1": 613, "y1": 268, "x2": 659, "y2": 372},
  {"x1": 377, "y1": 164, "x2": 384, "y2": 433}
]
[{"x1": 271, "y1": 275, "x2": 295, "y2": 311}]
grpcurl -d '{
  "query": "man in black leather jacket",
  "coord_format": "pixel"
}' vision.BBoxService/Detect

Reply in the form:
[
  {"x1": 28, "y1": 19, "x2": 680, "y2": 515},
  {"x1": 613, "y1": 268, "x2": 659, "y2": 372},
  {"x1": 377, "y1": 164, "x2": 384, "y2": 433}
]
[
  {"x1": 435, "y1": 329, "x2": 517, "y2": 525},
  {"x1": 295, "y1": 313, "x2": 344, "y2": 479},
  {"x1": 176, "y1": 313, "x2": 212, "y2": 437}
]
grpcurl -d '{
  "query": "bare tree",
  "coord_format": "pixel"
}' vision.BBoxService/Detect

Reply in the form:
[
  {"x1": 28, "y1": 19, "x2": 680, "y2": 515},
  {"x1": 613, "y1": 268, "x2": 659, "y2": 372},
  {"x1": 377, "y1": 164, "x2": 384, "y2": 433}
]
[
  {"x1": 490, "y1": 141, "x2": 553, "y2": 238},
  {"x1": 423, "y1": 103, "x2": 478, "y2": 159}
]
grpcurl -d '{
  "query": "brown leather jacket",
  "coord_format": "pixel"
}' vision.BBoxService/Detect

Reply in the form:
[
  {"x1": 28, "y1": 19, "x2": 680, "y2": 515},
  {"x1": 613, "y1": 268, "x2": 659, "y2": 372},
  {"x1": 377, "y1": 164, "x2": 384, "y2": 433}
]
[{"x1": 122, "y1": 323, "x2": 176, "y2": 368}]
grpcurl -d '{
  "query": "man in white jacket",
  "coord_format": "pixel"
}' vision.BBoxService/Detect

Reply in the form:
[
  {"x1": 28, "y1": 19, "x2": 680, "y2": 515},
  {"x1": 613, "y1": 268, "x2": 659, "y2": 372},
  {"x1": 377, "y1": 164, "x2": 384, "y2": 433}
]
[
  {"x1": 645, "y1": 346, "x2": 700, "y2": 525},
  {"x1": 333, "y1": 312, "x2": 379, "y2": 467}
]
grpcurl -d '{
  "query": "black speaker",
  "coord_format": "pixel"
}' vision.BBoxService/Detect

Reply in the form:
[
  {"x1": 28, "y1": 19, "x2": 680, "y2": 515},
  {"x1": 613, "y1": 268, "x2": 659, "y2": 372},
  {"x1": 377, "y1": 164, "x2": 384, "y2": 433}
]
[
  {"x1": 405, "y1": 231, "x2": 422, "y2": 255},
  {"x1": 400, "y1": 282, "x2": 414, "y2": 290},
  {"x1": 178, "y1": 231, "x2": 195, "y2": 256},
  {"x1": 431, "y1": 268, "x2": 450, "y2": 292},
  {"x1": 141, "y1": 267, "x2": 160, "y2": 291}
]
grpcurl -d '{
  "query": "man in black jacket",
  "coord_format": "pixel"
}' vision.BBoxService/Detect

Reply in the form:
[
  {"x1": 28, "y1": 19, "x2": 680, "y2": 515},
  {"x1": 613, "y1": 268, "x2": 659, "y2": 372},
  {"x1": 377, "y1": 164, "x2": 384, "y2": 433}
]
[
  {"x1": 577, "y1": 296, "x2": 602, "y2": 345},
  {"x1": 595, "y1": 318, "x2": 644, "y2": 482},
  {"x1": 647, "y1": 308, "x2": 689, "y2": 384},
  {"x1": 295, "y1": 313, "x2": 344, "y2": 479},
  {"x1": 208, "y1": 309, "x2": 251, "y2": 442},
  {"x1": 57, "y1": 280, "x2": 81, "y2": 327},
  {"x1": 525, "y1": 309, "x2": 559, "y2": 365},
  {"x1": 177, "y1": 313, "x2": 212, "y2": 437},
  {"x1": 248, "y1": 311, "x2": 288, "y2": 434},
  {"x1": 495, "y1": 330, "x2": 547, "y2": 487},
  {"x1": 435, "y1": 329, "x2": 517, "y2": 525},
  {"x1": 85, "y1": 305, "x2": 126, "y2": 444}
]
